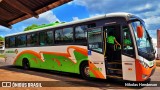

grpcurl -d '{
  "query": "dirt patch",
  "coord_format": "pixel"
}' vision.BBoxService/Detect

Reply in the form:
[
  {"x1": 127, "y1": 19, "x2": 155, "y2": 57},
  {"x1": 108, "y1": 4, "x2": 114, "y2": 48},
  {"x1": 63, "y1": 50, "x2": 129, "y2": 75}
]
[{"x1": 156, "y1": 60, "x2": 160, "y2": 67}]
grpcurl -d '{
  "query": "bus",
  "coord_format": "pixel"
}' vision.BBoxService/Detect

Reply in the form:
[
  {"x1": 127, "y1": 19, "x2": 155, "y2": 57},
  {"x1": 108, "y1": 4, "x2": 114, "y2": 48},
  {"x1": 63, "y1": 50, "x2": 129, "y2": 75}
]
[{"x1": 4, "y1": 13, "x2": 156, "y2": 81}]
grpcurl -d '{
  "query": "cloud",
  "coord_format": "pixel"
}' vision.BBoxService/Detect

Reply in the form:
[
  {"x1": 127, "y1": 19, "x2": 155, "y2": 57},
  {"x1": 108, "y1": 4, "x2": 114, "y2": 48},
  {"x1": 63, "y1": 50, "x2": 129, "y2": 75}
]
[
  {"x1": 72, "y1": 17, "x2": 79, "y2": 21},
  {"x1": 72, "y1": 0, "x2": 160, "y2": 39},
  {"x1": 72, "y1": 0, "x2": 158, "y2": 14},
  {"x1": 144, "y1": 16, "x2": 160, "y2": 29},
  {"x1": 21, "y1": 10, "x2": 60, "y2": 26},
  {"x1": 0, "y1": 26, "x2": 11, "y2": 32}
]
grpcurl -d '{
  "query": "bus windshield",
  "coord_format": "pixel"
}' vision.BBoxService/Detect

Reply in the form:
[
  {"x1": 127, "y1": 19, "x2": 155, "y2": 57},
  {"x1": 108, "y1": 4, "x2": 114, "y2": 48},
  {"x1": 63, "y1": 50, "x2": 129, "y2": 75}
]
[{"x1": 131, "y1": 20, "x2": 154, "y2": 54}]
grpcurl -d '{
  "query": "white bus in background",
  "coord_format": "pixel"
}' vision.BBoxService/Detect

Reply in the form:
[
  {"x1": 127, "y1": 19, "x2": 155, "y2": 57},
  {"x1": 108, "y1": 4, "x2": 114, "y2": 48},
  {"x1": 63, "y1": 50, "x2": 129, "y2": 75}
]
[{"x1": 0, "y1": 41, "x2": 5, "y2": 55}]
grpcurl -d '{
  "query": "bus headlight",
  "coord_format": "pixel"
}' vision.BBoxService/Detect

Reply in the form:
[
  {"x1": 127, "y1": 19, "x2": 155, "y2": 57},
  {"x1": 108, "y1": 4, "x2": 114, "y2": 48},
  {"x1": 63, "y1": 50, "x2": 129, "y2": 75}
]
[{"x1": 140, "y1": 61, "x2": 149, "y2": 68}]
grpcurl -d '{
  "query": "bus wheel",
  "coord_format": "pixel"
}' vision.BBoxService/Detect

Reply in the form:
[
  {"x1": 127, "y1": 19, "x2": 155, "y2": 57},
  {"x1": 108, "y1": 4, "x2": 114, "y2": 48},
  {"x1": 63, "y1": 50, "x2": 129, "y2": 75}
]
[
  {"x1": 22, "y1": 58, "x2": 30, "y2": 70},
  {"x1": 80, "y1": 62, "x2": 90, "y2": 79}
]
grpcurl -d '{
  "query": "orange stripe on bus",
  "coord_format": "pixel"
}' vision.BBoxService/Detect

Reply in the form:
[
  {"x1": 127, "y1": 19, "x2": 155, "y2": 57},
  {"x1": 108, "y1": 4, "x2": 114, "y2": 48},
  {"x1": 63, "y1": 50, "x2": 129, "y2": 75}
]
[
  {"x1": 32, "y1": 58, "x2": 38, "y2": 63},
  {"x1": 88, "y1": 61, "x2": 105, "y2": 79},
  {"x1": 13, "y1": 46, "x2": 88, "y2": 65},
  {"x1": 13, "y1": 50, "x2": 44, "y2": 64},
  {"x1": 41, "y1": 51, "x2": 76, "y2": 64},
  {"x1": 40, "y1": 46, "x2": 88, "y2": 64},
  {"x1": 40, "y1": 46, "x2": 87, "y2": 57},
  {"x1": 52, "y1": 58, "x2": 61, "y2": 66},
  {"x1": 40, "y1": 51, "x2": 70, "y2": 57},
  {"x1": 67, "y1": 46, "x2": 88, "y2": 56}
]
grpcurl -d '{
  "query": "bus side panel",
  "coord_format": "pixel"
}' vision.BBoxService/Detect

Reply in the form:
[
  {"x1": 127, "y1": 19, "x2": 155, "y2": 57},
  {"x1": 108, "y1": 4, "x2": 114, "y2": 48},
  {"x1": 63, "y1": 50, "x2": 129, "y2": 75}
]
[
  {"x1": 88, "y1": 51, "x2": 106, "y2": 79},
  {"x1": 122, "y1": 55, "x2": 136, "y2": 81},
  {"x1": 73, "y1": 50, "x2": 88, "y2": 74},
  {"x1": 10, "y1": 45, "x2": 88, "y2": 74}
]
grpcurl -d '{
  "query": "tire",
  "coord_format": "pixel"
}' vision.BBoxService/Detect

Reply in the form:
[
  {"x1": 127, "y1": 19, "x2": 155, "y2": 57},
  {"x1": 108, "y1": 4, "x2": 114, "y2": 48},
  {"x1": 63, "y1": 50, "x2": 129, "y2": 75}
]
[
  {"x1": 80, "y1": 62, "x2": 90, "y2": 79},
  {"x1": 22, "y1": 58, "x2": 30, "y2": 70}
]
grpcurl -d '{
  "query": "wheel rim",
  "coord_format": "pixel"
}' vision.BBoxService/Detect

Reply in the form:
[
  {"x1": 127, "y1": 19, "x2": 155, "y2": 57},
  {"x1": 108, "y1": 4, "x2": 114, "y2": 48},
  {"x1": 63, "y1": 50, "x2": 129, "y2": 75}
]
[
  {"x1": 26, "y1": 61, "x2": 29, "y2": 67},
  {"x1": 23, "y1": 60, "x2": 29, "y2": 69},
  {"x1": 84, "y1": 66, "x2": 89, "y2": 76}
]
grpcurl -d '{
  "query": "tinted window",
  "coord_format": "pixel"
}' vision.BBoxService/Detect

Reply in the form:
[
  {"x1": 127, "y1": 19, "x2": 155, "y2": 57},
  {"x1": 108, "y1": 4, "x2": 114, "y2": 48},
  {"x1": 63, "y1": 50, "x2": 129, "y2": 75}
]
[
  {"x1": 39, "y1": 32, "x2": 46, "y2": 46},
  {"x1": 46, "y1": 31, "x2": 53, "y2": 45},
  {"x1": 9, "y1": 37, "x2": 15, "y2": 47},
  {"x1": 63, "y1": 28, "x2": 73, "y2": 41},
  {"x1": 87, "y1": 23, "x2": 96, "y2": 28},
  {"x1": 55, "y1": 29, "x2": 63, "y2": 42},
  {"x1": 5, "y1": 37, "x2": 9, "y2": 48},
  {"x1": 88, "y1": 28, "x2": 103, "y2": 53},
  {"x1": 17, "y1": 35, "x2": 26, "y2": 47},
  {"x1": 27, "y1": 33, "x2": 38, "y2": 46},
  {"x1": 55, "y1": 27, "x2": 73, "y2": 44},
  {"x1": 40, "y1": 31, "x2": 53, "y2": 46},
  {"x1": 122, "y1": 26, "x2": 134, "y2": 56},
  {"x1": 75, "y1": 25, "x2": 87, "y2": 42}
]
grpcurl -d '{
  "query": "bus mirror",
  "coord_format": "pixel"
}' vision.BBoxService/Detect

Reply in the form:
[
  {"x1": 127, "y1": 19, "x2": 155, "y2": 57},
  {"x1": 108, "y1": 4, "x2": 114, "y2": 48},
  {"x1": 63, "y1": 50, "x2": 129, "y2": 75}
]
[{"x1": 137, "y1": 25, "x2": 143, "y2": 38}]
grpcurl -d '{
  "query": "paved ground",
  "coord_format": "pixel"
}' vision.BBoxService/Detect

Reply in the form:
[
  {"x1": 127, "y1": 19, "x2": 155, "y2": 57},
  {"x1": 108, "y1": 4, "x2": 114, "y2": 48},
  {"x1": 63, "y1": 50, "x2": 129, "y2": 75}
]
[{"x1": 0, "y1": 58, "x2": 160, "y2": 90}]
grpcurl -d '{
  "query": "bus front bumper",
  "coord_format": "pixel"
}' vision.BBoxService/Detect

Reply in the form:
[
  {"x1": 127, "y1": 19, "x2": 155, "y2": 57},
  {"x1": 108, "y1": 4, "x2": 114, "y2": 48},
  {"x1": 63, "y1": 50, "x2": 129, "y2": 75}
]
[{"x1": 135, "y1": 60, "x2": 156, "y2": 81}]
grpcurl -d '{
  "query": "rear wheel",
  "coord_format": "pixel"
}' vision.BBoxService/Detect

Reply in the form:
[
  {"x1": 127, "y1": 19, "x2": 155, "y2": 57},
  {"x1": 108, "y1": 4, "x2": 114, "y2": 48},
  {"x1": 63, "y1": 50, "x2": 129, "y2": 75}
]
[
  {"x1": 22, "y1": 58, "x2": 30, "y2": 70},
  {"x1": 80, "y1": 62, "x2": 90, "y2": 79}
]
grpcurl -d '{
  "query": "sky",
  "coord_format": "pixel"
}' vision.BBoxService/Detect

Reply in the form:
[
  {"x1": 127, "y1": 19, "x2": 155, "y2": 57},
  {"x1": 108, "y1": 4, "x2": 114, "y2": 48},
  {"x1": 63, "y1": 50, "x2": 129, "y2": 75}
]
[{"x1": 0, "y1": 0, "x2": 159, "y2": 44}]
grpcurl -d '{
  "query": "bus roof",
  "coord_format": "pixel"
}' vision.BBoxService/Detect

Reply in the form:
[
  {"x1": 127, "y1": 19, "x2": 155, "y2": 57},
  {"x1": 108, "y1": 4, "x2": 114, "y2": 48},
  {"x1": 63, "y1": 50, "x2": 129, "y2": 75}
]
[{"x1": 5, "y1": 12, "x2": 133, "y2": 37}]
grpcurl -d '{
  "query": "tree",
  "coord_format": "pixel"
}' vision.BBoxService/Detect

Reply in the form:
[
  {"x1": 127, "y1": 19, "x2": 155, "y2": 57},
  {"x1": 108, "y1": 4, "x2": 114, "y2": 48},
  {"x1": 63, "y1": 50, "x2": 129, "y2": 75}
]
[
  {"x1": 24, "y1": 24, "x2": 38, "y2": 31},
  {"x1": 24, "y1": 21, "x2": 64, "y2": 31},
  {"x1": 0, "y1": 36, "x2": 4, "y2": 41}
]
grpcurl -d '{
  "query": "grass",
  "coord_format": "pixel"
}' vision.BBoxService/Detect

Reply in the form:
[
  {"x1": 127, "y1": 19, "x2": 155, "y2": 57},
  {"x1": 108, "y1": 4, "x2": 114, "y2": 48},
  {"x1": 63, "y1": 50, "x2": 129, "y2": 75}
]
[{"x1": 0, "y1": 54, "x2": 4, "y2": 58}]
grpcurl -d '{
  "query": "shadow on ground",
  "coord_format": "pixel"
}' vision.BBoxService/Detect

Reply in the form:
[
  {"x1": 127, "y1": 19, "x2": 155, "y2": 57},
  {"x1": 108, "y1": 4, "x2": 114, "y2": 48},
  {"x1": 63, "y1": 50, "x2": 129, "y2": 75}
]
[{"x1": 0, "y1": 65, "x2": 148, "y2": 89}]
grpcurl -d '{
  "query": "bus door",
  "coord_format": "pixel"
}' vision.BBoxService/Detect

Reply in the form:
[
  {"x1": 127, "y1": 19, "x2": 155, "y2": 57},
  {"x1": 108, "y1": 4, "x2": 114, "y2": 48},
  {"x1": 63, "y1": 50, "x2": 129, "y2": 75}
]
[
  {"x1": 103, "y1": 24, "x2": 123, "y2": 79},
  {"x1": 87, "y1": 27, "x2": 106, "y2": 79},
  {"x1": 121, "y1": 25, "x2": 136, "y2": 81}
]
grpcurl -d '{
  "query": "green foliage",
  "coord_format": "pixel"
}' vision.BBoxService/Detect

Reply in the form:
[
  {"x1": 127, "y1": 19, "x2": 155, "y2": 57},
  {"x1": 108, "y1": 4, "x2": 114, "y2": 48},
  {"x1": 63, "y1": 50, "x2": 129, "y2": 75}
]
[
  {"x1": 24, "y1": 24, "x2": 38, "y2": 31},
  {"x1": 24, "y1": 21, "x2": 64, "y2": 32},
  {"x1": 0, "y1": 55, "x2": 4, "y2": 58},
  {"x1": 0, "y1": 36, "x2": 4, "y2": 41}
]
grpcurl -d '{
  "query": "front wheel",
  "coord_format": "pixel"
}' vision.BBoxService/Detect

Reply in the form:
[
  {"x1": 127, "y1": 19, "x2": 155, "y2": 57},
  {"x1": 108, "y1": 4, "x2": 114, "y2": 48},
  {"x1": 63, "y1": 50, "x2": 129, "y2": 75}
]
[{"x1": 80, "y1": 62, "x2": 90, "y2": 79}]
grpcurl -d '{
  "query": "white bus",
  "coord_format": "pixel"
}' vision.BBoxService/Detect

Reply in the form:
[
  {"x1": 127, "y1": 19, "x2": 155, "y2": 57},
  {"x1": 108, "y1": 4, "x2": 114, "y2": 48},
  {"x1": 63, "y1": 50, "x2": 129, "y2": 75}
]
[{"x1": 5, "y1": 13, "x2": 156, "y2": 81}]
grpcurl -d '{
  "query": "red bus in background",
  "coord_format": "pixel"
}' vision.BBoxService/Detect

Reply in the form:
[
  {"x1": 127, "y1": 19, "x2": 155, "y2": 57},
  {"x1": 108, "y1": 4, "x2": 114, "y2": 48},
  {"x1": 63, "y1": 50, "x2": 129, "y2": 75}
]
[{"x1": 157, "y1": 30, "x2": 160, "y2": 59}]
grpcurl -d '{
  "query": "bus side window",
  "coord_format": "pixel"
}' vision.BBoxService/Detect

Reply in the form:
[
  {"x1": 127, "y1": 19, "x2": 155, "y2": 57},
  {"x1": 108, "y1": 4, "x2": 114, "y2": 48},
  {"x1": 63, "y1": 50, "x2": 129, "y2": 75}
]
[
  {"x1": 17, "y1": 35, "x2": 26, "y2": 47},
  {"x1": 63, "y1": 27, "x2": 73, "y2": 43},
  {"x1": 75, "y1": 25, "x2": 87, "y2": 43},
  {"x1": 122, "y1": 26, "x2": 134, "y2": 56},
  {"x1": 5, "y1": 37, "x2": 9, "y2": 48},
  {"x1": 9, "y1": 37, "x2": 16, "y2": 48},
  {"x1": 27, "y1": 33, "x2": 38, "y2": 46},
  {"x1": 55, "y1": 28, "x2": 73, "y2": 44},
  {"x1": 39, "y1": 31, "x2": 46, "y2": 46},
  {"x1": 55, "y1": 29, "x2": 63, "y2": 44},
  {"x1": 46, "y1": 31, "x2": 53, "y2": 45},
  {"x1": 88, "y1": 27, "x2": 103, "y2": 53}
]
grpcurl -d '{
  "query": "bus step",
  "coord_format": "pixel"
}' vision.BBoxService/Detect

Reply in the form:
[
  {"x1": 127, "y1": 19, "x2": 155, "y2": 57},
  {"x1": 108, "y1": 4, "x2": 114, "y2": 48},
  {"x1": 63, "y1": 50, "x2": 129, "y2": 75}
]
[
  {"x1": 107, "y1": 69, "x2": 122, "y2": 75},
  {"x1": 107, "y1": 62, "x2": 122, "y2": 64},
  {"x1": 107, "y1": 64, "x2": 122, "y2": 69},
  {"x1": 108, "y1": 68, "x2": 122, "y2": 71},
  {"x1": 107, "y1": 75, "x2": 123, "y2": 79}
]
